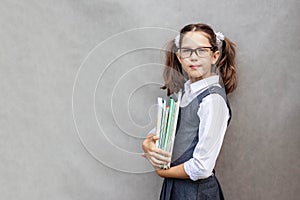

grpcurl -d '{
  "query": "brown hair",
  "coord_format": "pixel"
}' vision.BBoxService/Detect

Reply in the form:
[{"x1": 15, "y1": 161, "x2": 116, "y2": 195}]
[{"x1": 161, "y1": 23, "x2": 237, "y2": 95}]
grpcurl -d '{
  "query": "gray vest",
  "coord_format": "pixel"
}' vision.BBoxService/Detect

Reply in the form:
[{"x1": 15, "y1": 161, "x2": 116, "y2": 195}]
[{"x1": 171, "y1": 86, "x2": 231, "y2": 166}]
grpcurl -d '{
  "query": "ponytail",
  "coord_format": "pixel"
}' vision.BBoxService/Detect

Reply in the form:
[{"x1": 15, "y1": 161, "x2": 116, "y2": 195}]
[
  {"x1": 217, "y1": 37, "x2": 237, "y2": 94},
  {"x1": 161, "y1": 39, "x2": 186, "y2": 96}
]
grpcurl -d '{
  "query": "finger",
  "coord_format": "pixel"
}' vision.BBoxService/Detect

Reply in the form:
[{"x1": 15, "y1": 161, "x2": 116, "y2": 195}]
[
  {"x1": 143, "y1": 152, "x2": 168, "y2": 165},
  {"x1": 146, "y1": 133, "x2": 156, "y2": 139},
  {"x1": 148, "y1": 147, "x2": 171, "y2": 159},
  {"x1": 149, "y1": 152, "x2": 171, "y2": 163},
  {"x1": 146, "y1": 134, "x2": 160, "y2": 142},
  {"x1": 152, "y1": 135, "x2": 160, "y2": 141},
  {"x1": 150, "y1": 156, "x2": 169, "y2": 166},
  {"x1": 156, "y1": 148, "x2": 171, "y2": 158},
  {"x1": 148, "y1": 159, "x2": 162, "y2": 170},
  {"x1": 144, "y1": 154, "x2": 162, "y2": 167}
]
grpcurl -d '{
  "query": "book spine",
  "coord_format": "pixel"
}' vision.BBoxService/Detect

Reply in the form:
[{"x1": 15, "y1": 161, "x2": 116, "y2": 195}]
[
  {"x1": 168, "y1": 90, "x2": 182, "y2": 168},
  {"x1": 159, "y1": 103, "x2": 169, "y2": 169},
  {"x1": 161, "y1": 106, "x2": 169, "y2": 150},
  {"x1": 158, "y1": 99, "x2": 166, "y2": 149},
  {"x1": 155, "y1": 98, "x2": 163, "y2": 148},
  {"x1": 164, "y1": 98, "x2": 175, "y2": 152}
]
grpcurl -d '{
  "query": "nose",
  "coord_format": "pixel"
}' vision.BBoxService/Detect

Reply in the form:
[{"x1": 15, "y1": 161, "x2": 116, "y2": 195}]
[{"x1": 189, "y1": 50, "x2": 199, "y2": 61}]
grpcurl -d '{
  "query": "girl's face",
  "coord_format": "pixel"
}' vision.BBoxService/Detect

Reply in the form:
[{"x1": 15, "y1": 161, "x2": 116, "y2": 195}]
[{"x1": 176, "y1": 31, "x2": 220, "y2": 83}]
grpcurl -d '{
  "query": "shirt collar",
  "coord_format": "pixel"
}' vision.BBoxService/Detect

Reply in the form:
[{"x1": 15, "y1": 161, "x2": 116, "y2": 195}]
[{"x1": 184, "y1": 75, "x2": 220, "y2": 94}]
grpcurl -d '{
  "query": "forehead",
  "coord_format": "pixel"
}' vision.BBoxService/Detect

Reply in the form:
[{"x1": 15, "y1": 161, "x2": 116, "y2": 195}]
[{"x1": 181, "y1": 31, "x2": 211, "y2": 47}]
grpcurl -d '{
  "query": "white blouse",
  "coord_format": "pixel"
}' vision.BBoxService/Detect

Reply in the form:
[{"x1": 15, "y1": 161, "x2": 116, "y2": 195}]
[{"x1": 149, "y1": 75, "x2": 230, "y2": 181}]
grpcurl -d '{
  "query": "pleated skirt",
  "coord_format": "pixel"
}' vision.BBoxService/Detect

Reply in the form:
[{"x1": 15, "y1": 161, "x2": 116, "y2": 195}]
[{"x1": 159, "y1": 173, "x2": 224, "y2": 200}]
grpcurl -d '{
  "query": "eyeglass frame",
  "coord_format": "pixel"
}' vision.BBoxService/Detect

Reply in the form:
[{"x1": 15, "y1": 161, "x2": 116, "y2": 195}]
[{"x1": 178, "y1": 46, "x2": 216, "y2": 58}]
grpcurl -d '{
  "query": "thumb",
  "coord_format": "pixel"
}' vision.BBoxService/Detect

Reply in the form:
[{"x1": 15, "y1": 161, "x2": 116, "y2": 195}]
[{"x1": 152, "y1": 135, "x2": 159, "y2": 141}]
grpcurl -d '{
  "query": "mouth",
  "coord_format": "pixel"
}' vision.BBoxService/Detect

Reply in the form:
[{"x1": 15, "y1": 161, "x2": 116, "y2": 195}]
[{"x1": 190, "y1": 65, "x2": 200, "y2": 70}]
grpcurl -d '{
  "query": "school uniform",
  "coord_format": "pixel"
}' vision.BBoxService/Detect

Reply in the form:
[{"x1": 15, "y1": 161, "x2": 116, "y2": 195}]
[{"x1": 159, "y1": 75, "x2": 232, "y2": 200}]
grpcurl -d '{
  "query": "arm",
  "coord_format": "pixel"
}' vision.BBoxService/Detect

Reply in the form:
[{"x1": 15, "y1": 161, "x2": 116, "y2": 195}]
[
  {"x1": 184, "y1": 94, "x2": 229, "y2": 180},
  {"x1": 155, "y1": 163, "x2": 189, "y2": 179}
]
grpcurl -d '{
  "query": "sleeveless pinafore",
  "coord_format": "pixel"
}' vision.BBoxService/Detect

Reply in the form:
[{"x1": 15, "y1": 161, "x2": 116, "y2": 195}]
[{"x1": 159, "y1": 86, "x2": 232, "y2": 200}]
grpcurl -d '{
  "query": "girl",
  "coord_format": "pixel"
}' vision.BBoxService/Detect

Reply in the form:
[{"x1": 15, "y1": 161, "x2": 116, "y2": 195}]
[{"x1": 142, "y1": 23, "x2": 237, "y2": 200}]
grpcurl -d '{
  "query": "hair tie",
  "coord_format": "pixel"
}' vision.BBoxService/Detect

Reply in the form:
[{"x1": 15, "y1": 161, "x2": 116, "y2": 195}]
[
  {"x1": 215, "y1": 32, "x2": 224, "y2": 48},
  {"x1": 174, "y1": 34, "x2": 180, "y2": 48}
]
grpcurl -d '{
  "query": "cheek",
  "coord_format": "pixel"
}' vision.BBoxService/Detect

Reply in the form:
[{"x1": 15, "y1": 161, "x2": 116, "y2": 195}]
[
  {"x1": 179, "y1": 59, "x2": 190, "y2": 67},
  {"x1": 182, "y1": 59, "x2": 190, "y2": 65},
  {"x1": 181, "y1": 63, "x2": 190, "y2": 72},
  {"x1": 202, "y1": 58, "x2": 213, "y2": 66}
]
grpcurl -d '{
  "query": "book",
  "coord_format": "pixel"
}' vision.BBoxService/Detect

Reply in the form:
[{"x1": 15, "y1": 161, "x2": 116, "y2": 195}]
[{"x1": 155, "y1": 90, "x2": 182, "y2": 169}]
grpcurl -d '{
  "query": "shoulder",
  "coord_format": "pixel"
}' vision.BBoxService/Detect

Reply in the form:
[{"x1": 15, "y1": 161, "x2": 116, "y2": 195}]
[
  {"x1": 198, "y1": 93, "x2": 229, "y2": 115},
  {"x1": 199, "y1": 92, "x2": 227, "y2": 106},
  {"x1": 202, "y1": 93, "x2": 227, "y2": 105},
  {"x1": 196, "y1": 85, "x2": 228, "y2": 106}
]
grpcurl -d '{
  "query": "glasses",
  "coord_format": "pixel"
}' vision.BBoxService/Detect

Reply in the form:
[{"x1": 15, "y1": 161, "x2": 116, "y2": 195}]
[{"x1": 179, "y1": 47, "x2": 213, "y2": 58}]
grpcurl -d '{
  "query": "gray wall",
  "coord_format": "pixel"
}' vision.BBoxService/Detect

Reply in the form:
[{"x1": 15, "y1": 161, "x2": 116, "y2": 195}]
[{"x1": 1, "y1": 0, "x2": 299, "y2": 199}]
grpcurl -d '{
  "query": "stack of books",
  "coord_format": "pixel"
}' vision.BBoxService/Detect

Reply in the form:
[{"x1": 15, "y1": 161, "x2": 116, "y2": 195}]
[{"x1": 155, "y1": 90, "x2": 182, "y2": 169}]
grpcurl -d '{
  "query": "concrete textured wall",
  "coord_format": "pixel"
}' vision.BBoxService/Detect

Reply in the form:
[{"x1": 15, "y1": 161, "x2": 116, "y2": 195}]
[{"x1": 0, "y1": 0, "x2": 299, "y2": 199}]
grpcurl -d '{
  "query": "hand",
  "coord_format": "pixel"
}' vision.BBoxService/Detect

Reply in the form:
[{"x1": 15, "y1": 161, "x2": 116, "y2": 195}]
[{"x1": 142, "y1": 133, "x2": 171, "y2": 169}]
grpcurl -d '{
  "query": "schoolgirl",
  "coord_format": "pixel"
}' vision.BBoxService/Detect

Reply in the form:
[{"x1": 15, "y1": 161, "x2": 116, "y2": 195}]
[{"x1": 142, "y1": 23, "x2": 237, "y2": 200}]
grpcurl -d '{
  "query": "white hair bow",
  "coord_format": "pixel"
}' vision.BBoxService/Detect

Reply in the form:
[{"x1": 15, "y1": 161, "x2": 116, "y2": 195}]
[
  {"x1": 174, "y1": 34, "x2": 180, "y2": 48},
  {"x1": 215, "y1": 32, "x2": 224, "y2": 48}
]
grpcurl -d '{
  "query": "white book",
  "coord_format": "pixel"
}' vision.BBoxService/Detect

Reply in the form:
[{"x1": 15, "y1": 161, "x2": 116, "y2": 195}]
[
  {"x1": 156, "y1": 99, "x2": 166, "y2": 148},
  {"x1": 155, "y1": 98, "x2": 163, "y2": 148}
]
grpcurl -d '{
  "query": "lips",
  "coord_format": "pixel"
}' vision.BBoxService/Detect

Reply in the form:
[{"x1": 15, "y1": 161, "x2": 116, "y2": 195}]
[{"x1": 190, "y1": 65, "x2": 200, "y2": 69}]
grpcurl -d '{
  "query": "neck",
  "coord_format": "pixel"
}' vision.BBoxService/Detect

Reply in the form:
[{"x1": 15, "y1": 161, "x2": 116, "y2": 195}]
[{"x1": 189, "y1": 74, "x2": 212, "y2": 83}]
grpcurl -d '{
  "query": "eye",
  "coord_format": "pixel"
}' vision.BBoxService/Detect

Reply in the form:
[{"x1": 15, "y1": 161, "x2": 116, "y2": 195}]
[
  {"x1": 197, "y1": 48, "x2": 207, "y2": 52},
  {"x1": 181, "y1": 48, "x2": 191, "y2": 53}
]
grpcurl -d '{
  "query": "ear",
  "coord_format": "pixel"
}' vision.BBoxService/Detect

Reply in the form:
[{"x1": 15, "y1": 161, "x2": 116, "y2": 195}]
[{"x1": 211, "y1": 50, "x2": 220, "y2": 64}]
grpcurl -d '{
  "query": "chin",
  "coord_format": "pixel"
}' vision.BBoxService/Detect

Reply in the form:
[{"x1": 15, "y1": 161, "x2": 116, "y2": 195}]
[{"x1": 190, "y1": 71, "x2": 204, "y2": 77}]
